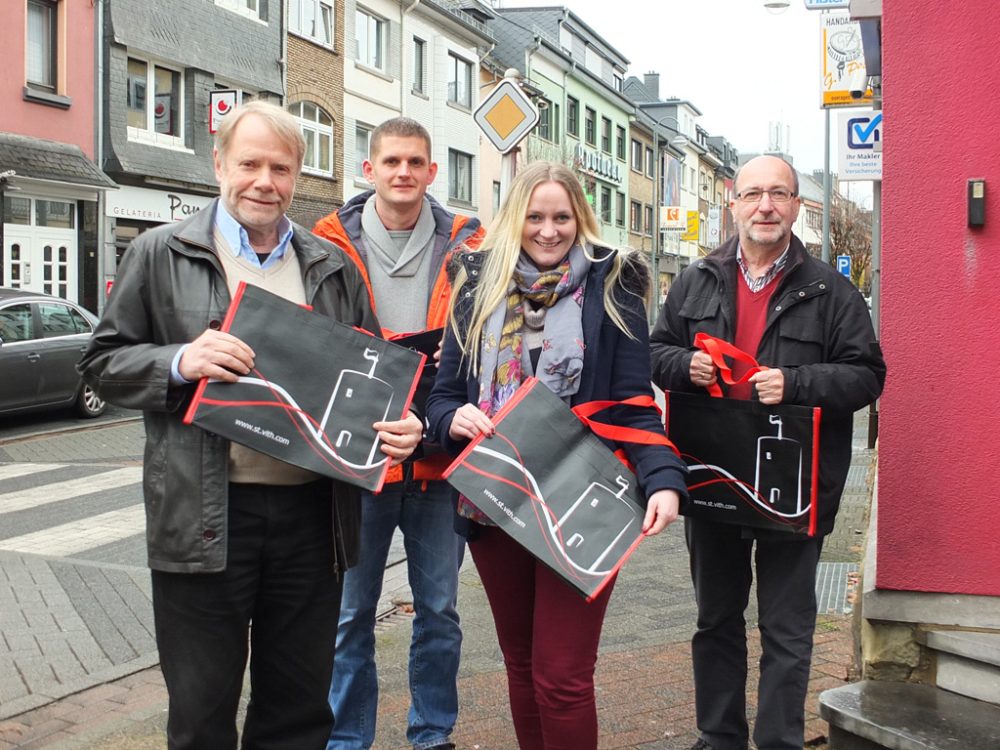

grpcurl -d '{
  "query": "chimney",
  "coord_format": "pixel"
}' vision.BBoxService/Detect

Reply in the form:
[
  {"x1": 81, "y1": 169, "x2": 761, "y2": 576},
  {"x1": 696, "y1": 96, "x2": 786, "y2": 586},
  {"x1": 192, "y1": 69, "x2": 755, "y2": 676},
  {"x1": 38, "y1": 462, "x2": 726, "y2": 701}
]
[{"x1": 643, "y1": 72, "x2": 660, "y2": 99}]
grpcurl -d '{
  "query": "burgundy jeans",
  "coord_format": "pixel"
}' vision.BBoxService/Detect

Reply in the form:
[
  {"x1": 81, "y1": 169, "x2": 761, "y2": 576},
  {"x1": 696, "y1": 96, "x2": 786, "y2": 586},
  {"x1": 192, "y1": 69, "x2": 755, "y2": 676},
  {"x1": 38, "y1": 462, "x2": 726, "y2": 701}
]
[{"x1": 470, "y1": 526, "x2": 615, "y2": 750}]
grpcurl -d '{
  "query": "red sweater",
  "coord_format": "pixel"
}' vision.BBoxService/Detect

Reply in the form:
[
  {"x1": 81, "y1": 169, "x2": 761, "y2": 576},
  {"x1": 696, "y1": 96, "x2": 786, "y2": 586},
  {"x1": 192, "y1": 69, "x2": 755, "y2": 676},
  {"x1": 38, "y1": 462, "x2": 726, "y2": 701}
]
[{"x1": 730, "y1": 272, "x2": 782, "y2": 400}]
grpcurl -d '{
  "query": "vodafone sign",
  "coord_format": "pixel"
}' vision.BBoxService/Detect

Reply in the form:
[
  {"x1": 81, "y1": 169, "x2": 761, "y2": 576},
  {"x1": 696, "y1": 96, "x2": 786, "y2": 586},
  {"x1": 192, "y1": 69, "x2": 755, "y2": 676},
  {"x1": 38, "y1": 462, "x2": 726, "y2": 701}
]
[{"x1": 209, "y1": 90, "x2": 239, "y2": 134}]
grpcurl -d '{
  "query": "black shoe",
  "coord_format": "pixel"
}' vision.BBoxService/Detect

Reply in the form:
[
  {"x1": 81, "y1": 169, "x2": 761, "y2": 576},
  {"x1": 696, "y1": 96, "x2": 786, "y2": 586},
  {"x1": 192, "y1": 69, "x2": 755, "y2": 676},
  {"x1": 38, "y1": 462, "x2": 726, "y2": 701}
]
[
  {"x1": 690, "y1": 740, "x2": 714, "y2": 750},
  {"x1": 421, "y1": 744, "x2": 455, "y2": 750}
]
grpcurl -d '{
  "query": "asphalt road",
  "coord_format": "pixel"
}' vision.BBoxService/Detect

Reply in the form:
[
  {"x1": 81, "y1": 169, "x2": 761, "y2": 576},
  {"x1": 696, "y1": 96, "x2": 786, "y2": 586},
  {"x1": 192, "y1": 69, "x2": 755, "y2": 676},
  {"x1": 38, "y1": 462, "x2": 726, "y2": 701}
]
[{"x1": 0, "y1": 403, "x2": 139, "y2": 443}]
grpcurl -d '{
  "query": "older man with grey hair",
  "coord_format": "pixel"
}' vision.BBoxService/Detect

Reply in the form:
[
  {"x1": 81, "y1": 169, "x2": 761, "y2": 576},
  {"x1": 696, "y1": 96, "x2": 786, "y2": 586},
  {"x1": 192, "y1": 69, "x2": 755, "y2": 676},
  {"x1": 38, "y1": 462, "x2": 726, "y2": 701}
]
[
  {"x1": 650, "y1": 155, "x2": 884, "y2": 750},
  {"x1": 80, "y1": 101, "x2": 422, "y2": 750}
]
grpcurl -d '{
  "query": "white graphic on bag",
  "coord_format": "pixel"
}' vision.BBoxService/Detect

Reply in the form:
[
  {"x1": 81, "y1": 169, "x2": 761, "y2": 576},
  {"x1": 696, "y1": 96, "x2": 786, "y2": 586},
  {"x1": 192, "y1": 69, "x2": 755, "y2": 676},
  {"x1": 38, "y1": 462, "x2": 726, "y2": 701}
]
[
  {"x1": 470, "y1": 444, "x2": 635, "y2": 576},
  {"x1": 687, "y1": 413, "x2": 810, "y2": 520},
  {"x1": 754, "y1": 414, "x2": 805, "y2": 516},
  {"x1": 230, "y1": 347, "x2": 394, "y2": 471},
  {"x1": 555, "y1": 475, "x2": 637, "y2": 572},
  {"x1": 319, "y1": 348, "x2": 394, "y2": 468}
]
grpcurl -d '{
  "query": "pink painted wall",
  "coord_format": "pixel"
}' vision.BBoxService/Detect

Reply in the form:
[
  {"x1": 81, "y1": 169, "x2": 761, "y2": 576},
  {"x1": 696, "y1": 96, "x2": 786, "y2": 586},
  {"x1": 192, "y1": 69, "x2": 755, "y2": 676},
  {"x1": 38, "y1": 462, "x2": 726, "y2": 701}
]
[
  {"x1": 878, "y1": 1, "x2": 1000, "y2": 595},
  {"x1": 1, "y1": 2, "x2": 96, "y2": 158}
]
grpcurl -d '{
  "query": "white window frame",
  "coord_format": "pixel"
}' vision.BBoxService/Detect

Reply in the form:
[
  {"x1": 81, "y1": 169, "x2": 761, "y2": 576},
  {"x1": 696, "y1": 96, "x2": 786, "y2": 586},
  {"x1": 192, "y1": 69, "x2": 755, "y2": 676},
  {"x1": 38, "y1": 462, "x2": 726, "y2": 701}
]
[
  {"x1": 584, "y1": 107, "x2": 596, "y2": 146},
  {"x1": 600, "y1": 117, "x2": 612, "y2": 154},
  {"x1": 356, "y1": 8, "x2": 386, "y2": 71},
  {"x1": 448, "y1": 149, "x2": 474, "y2": 205},
  {"x1": 631, "y1": 140, "x2": 643, "y2": 173},
  {"x1": 630, "y1": 200, "x2": 642, "y2": 233},
  {"x1": 126, "y1": 56, "x2": 189, "y2": 150},
  {"x1": 355, "y1": 123, "x2": 373, "y2": 177},
  {"x1": 289, "y1": 0, "x2": 334, "y2": 48},
  {"x1": 599, "y1": 186, "x2": 612, "y2": 224},
  {"x1": 412, "y1": 37, "x2": 426, "y2": 94},
  {"x1": 447, "y1": 52, "x2": 473, "y2": 109},
  {"x1": 289, "y1": 101, "x2": 334, "y2": 177},
  {"x1": 566, "y1": 96, "x2": 579, "y2": 138},
  {"x1": 214, "y1": 0, "x2": 261, "y2": 21},
  {"x1": 26, "y1": 0, "x2": 58, "y2": 93},
  {"x1": 536, "y1": 99, "x2": 554, "y2": 142}
]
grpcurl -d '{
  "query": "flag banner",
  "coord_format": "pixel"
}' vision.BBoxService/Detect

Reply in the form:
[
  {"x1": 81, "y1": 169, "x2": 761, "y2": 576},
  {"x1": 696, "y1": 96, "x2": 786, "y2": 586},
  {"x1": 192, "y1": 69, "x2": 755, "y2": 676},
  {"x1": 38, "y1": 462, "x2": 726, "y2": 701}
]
[
  {"x1": 667, "y1": 391, "x2": 821, "y2": 535},
  {"x1": 444, "y1": 378, "x2": 656, "y2": 601},
  {"x1": 183, "y1": 282, "x2": 425, "y2": 492}
]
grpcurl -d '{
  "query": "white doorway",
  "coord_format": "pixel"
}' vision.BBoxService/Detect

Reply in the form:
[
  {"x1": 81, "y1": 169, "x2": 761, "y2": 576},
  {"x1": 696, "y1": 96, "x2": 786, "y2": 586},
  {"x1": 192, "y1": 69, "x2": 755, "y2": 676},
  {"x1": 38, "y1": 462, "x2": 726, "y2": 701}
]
[{"x1": 2, "y1": 196, "x2": 78, "y2": 301}]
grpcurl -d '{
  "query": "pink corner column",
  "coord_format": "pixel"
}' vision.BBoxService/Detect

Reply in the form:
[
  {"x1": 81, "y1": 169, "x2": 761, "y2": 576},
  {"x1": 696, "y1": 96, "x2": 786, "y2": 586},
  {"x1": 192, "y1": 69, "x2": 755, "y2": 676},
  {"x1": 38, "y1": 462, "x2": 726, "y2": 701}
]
[{"x1": 878, "y1": 0, "x2": 1000, "y2": 595}]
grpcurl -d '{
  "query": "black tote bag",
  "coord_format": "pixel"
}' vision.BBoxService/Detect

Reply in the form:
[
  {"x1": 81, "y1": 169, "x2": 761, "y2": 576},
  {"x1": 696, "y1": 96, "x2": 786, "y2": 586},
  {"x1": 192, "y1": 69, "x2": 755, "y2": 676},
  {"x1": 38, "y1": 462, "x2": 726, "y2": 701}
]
[
  {"x1": 183, "y1": 282, "x2": 424, "y2": 492},
  {"x1": 444, "y1": 378, "x2": 667, "y2": 600},
  {"x1": 667, "y1": 391, "x2": 821, "y2": 535}
]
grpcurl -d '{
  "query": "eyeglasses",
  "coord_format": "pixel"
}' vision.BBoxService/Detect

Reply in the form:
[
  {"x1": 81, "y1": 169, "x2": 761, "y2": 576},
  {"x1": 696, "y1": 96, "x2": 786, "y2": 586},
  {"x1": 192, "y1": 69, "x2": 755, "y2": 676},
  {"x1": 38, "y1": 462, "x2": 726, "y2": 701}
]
[{"x1": 735, "y1": 188, "x2": 797, "y2": 203}]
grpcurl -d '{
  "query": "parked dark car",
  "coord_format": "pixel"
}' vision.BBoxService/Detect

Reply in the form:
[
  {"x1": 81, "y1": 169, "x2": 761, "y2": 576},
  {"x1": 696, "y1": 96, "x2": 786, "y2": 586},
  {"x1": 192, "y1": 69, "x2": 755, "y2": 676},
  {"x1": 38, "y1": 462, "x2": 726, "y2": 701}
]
[{"x1": 0, "y1": 288, "x2": 107, "y2": 418}]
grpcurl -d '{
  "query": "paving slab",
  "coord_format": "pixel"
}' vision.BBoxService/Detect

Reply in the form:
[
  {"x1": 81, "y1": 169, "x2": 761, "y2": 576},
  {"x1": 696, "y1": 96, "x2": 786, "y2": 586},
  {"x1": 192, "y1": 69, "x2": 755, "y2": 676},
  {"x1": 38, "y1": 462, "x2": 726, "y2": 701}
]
[{"x1": 0, "y1": 410, "x2": 875, "y2": 748}]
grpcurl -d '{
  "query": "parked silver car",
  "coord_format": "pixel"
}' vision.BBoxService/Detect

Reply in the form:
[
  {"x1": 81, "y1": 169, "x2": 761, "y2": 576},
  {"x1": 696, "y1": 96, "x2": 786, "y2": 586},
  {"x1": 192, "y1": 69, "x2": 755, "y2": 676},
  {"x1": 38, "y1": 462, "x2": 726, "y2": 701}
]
[{"x1": 0, "y1": 287, "x2": 106, "y2": 418}]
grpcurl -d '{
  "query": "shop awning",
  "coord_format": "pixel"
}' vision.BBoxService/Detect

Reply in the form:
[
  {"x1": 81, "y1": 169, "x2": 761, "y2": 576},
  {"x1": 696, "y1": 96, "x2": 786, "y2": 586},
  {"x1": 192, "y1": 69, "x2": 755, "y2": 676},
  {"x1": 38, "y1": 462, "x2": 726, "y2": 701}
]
[{"x1": 0, "y1": 133, "x2": 117, "y2": 194}]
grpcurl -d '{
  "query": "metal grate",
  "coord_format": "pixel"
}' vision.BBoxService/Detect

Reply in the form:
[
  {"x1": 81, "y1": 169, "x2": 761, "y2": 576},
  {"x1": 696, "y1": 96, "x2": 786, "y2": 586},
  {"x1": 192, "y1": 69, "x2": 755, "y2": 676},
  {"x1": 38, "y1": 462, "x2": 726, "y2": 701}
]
[{"x1": 815, "y1": 561, "x2": 859, "y2": 614}]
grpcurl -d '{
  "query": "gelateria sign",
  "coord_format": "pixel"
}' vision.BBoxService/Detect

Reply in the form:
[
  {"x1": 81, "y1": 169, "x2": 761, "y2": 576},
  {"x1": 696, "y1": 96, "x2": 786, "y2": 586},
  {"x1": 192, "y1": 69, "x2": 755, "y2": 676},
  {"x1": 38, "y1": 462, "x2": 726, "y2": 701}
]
[
  {"x1": 105, "y1": 185, "x2": 215, "y2": 223},
  {"x1": 574, "y1": 145, "x2": 623, "y2": 184}
]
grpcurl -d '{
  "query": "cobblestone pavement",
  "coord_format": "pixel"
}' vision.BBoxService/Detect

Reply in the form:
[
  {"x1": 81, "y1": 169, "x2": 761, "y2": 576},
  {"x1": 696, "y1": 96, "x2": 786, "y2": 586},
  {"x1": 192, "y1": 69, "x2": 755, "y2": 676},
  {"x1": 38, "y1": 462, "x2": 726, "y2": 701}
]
[{"x1": 0, "y1": 412, "x2": 873, "y2": 749}]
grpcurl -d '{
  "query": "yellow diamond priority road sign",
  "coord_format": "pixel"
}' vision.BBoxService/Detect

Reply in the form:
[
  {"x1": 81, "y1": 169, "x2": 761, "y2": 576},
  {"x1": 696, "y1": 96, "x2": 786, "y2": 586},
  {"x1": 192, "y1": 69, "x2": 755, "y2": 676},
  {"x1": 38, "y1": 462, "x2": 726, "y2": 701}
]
[{"x1": 474, "y1": 79, "x2": 539, "y2": 154}]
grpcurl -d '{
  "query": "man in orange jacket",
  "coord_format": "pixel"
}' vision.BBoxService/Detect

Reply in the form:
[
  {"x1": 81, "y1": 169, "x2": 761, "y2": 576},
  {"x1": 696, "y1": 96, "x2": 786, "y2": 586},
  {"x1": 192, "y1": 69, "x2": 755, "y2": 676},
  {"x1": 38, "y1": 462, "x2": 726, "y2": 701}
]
[{"x1": 313, "y1": 117, "x2": 483, "y2": 750}]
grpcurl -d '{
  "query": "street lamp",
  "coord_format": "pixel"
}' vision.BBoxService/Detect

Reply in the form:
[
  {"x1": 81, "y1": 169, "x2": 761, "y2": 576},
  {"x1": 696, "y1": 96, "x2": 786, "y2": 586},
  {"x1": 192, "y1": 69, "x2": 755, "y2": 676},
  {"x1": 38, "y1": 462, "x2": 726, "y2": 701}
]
[{"x1": 649, "y1": 115, "x2": 688, "y2": 323}]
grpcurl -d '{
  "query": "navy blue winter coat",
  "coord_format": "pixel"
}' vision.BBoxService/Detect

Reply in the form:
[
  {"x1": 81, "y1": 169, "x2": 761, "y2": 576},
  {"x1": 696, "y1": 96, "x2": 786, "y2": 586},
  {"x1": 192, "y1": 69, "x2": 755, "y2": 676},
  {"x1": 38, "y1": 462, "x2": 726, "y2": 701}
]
[{"x1": 426, "y1": 246, "x2": 689, "y2": 518}]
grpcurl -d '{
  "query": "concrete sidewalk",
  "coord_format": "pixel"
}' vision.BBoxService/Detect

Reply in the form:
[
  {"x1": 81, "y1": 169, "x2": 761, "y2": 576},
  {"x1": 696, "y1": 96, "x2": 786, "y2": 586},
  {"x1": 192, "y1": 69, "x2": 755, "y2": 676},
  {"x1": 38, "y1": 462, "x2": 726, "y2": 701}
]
[{"x1": 0, "y1": 412, "x2": 873, "y2": 749}]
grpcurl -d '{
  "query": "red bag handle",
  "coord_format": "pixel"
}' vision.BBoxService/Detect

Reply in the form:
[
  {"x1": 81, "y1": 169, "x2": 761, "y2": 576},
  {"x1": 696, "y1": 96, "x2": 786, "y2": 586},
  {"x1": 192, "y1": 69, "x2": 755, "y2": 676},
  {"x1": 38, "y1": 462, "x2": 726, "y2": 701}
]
[
  {"x1": 571, "y1": 396, "x2": 678, "y2": 453},
  {"x1": 693, "y1": 332, "x2": 769, "y2": 398}
]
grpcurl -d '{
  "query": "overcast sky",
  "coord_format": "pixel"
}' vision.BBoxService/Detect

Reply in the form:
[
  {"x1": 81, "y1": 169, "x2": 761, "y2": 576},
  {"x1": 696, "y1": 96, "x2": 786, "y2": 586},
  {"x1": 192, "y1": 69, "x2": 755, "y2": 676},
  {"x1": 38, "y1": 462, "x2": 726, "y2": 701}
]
[{"x1": 495, "y1": 0, "x2": 856, "y2": 176}]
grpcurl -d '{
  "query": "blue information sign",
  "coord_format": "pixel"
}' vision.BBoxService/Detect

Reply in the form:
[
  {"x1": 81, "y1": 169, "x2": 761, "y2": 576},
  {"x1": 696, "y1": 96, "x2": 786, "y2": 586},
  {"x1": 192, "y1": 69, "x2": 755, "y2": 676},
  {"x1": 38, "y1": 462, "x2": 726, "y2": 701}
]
[{"x1": 836, "y1": 255, "x2": 851, "y2": 278}]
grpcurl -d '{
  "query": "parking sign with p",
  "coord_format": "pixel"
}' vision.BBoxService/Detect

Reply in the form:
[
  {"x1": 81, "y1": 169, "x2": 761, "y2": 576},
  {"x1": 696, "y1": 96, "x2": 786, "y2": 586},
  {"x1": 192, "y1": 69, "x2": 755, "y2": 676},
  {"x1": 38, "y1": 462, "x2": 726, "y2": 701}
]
[{"x1": 837, "y1": 255, "x2": 851, "y2": 278}]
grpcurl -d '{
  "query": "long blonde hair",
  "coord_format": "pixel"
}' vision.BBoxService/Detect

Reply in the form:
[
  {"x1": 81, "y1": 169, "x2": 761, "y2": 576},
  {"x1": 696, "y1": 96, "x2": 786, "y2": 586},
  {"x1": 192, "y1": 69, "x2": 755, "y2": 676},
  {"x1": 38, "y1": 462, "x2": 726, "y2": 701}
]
[{"x1": 449, "y1": 161, "x2": 649, "y2": 375}]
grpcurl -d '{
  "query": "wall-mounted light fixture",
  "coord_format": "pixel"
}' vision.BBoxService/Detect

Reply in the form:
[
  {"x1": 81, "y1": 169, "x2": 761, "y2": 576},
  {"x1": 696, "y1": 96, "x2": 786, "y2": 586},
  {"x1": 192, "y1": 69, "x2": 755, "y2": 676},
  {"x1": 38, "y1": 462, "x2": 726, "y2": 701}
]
[{"x1": 968, "y1": 179, "x2": 986, "y2": 228}]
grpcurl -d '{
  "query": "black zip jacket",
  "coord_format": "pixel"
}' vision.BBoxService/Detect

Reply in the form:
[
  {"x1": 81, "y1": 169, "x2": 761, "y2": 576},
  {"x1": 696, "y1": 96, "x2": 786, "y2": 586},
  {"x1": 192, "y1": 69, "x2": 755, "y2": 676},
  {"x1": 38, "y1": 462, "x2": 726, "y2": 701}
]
[{"x1": 649, "y1": 234, "x2": 885, "y2": 537}]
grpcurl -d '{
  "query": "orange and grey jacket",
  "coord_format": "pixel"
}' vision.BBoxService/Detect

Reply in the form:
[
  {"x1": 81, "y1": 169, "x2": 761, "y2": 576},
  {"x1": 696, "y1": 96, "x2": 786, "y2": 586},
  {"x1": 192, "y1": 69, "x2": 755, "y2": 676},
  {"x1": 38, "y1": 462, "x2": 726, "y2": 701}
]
[
  {"x1": 313, "y1": 190, "x2": 483, "y2": 336},
  {"x1": 313, "y1": 190, "x2": 484, "y2": 483}
]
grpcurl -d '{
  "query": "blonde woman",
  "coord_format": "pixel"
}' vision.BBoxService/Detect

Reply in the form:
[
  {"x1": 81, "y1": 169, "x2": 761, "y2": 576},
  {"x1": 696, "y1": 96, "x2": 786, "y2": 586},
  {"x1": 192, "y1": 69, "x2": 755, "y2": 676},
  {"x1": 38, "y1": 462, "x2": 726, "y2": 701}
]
[{"x1": 426, "y1": 161, "x2": 687, "y2": 750}]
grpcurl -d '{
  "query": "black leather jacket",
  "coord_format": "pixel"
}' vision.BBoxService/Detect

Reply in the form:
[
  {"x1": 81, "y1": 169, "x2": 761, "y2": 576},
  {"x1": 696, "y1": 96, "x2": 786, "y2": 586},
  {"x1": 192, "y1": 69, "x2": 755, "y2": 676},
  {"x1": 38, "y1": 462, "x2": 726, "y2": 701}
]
[
  {"x1": 79, "y1": 199, "x2": 379, "y2": 573},
  {"x1": 649, "y1": 234, "x2": 885, "y2": 536}
]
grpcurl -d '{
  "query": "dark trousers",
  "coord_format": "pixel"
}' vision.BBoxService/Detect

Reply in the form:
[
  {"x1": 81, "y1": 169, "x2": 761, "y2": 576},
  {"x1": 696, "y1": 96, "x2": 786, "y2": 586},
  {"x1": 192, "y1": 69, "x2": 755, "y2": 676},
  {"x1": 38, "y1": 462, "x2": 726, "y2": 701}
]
[
  {"x1": 470, "y1": 526, "x2": 615, "y2": 750},
  {"x1": 151, "y1": 481, "x2": 342, "y2": 750},
  {"x1": 686, "y1": 518, "x2": 823, "y2": 750}
]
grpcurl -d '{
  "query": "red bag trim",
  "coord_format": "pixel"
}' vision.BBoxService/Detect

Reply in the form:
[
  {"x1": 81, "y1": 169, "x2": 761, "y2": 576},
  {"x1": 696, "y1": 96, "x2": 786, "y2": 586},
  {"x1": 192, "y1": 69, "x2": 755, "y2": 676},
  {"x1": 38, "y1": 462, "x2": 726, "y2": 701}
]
[{"x1": 693, "y1": 332, "x2": 769, "y2": 398}]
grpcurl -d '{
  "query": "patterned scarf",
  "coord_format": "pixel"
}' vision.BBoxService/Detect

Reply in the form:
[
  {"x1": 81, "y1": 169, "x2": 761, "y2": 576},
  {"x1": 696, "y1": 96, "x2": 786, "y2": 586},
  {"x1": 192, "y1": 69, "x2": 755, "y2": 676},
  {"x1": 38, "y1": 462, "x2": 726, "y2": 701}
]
[
  {"x1": 477, "y1": 245, "x2": 589, "y2": 417},
  {"x1": 458, "y1": 245, "x2": 589, "y2": 525}
]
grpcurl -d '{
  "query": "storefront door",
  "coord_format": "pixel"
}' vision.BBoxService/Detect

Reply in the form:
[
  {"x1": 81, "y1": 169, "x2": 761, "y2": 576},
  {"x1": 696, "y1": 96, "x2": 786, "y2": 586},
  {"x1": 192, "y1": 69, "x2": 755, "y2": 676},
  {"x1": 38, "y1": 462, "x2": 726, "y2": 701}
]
[{"x1": 2, "y1": 197, "x2": 78, "y2": 301}]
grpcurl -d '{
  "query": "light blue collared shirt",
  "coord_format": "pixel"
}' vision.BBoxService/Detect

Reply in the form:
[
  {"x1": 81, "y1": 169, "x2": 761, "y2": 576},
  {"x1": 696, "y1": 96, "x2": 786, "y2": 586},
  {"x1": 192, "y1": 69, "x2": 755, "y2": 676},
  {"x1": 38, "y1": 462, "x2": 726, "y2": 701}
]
[
  {"x1": 214, "y1": 200, "x2": 294, "y2": 270},
  {"x1": 169, "y1": 202, "x2": 295, "y2": 383}
]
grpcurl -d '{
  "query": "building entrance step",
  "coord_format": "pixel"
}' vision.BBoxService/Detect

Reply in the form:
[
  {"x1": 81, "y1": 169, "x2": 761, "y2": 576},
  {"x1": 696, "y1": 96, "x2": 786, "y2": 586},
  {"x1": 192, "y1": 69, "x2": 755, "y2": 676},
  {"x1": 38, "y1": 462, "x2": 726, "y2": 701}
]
[{"x1": 819, "y1": 680, "x2": 1000, "y2": 749}]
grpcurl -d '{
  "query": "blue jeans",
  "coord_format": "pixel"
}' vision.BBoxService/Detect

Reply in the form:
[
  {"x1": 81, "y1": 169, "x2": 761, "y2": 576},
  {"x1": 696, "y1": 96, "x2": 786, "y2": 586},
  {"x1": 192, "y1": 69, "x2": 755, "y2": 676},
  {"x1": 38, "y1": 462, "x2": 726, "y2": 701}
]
[{"x1": 327, "y1": 478, "x2": 464, "y2": 750}]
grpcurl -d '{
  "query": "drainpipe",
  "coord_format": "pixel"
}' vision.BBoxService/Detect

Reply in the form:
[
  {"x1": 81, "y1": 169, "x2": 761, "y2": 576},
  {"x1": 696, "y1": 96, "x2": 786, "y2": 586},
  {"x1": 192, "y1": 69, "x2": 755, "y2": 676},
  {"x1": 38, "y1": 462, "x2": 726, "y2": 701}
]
[
  {"x1": 401, "y1": 0, "x2": 422, "y2": 116},
  {"x1": 279, "y1": 0, "x2": 288, "y2": 100},
  {"x1": 95, "y1": 0, "x2": 108, "y2": 313}
]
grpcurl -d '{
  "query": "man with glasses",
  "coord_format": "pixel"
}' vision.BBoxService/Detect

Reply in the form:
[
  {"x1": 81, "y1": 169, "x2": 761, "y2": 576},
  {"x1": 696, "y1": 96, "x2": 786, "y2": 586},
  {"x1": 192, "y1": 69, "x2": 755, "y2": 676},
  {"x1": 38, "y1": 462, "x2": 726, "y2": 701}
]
[{"x1": 649, "y1": 155, "x2": 884, "y2": 750}]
